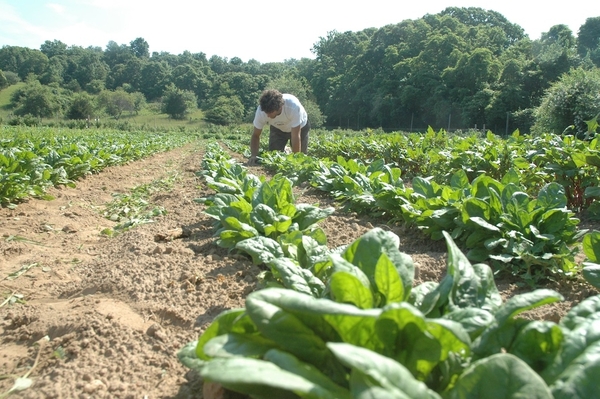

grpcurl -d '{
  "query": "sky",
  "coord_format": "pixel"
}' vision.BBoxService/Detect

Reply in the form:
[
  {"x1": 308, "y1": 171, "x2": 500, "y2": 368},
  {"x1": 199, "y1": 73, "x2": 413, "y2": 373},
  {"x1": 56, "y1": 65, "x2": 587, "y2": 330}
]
[{"x1": 0, "y1": 0, "x2": 599, "y2": 63}]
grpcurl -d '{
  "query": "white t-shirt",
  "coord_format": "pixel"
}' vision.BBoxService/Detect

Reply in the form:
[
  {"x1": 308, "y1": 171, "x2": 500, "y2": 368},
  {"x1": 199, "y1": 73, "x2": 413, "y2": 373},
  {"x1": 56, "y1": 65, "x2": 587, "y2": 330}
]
[{"x1": 253, "y1": 93, "x2": 308, "y2": 133}]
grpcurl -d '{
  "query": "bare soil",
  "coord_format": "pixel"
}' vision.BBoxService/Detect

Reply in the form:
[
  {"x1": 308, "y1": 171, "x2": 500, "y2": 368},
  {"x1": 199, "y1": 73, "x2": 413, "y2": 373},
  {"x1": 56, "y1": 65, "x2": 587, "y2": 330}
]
[{"x1": 0, "y1": 142, "x2": 598, "y2": 398}]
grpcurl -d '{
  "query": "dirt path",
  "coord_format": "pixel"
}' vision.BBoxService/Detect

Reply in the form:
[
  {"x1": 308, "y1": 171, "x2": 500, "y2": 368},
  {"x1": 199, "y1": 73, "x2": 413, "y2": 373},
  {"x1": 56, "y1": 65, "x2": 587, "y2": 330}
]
[{"x1": 0, "y1": 141, "x2": 597, "y2": 398}]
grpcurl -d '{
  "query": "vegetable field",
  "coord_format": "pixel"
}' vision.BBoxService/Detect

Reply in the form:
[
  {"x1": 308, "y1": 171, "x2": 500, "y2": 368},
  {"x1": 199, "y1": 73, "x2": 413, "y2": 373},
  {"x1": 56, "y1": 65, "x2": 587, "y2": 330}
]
[{"x1": 0, "y1": 126, "x2": 599, "y2": 398}]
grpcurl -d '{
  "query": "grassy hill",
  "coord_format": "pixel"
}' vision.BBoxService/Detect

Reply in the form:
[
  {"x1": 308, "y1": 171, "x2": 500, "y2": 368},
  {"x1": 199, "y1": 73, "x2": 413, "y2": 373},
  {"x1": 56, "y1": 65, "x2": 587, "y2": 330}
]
[
  {"x1": 0, "y1": 82, "x2": 212, "y2": 130},
  {"x1": 0, "y1": 82, "x2": 23, "y2": 121}
]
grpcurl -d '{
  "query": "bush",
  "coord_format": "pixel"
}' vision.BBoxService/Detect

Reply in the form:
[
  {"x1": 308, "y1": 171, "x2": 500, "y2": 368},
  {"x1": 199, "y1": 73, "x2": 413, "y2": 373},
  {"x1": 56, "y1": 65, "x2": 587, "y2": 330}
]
[
  {"x1": 204, "y1": 96, "x2": 244, "y2": 125},
  {"x1": 532, "y1": 67, "x2": 600, "y2": 137}
]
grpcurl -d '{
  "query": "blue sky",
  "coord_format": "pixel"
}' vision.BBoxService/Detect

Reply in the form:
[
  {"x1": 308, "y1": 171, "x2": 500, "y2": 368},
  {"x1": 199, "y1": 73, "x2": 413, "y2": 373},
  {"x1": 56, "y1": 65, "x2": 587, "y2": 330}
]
[{"x1": 0, "y1": 0, "x2": 598, "y2": 63}]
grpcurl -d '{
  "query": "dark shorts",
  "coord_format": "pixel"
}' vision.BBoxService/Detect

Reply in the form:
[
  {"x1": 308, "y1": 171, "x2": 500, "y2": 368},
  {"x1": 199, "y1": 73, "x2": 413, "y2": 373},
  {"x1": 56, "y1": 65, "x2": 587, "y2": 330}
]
[{"x1": 269, "y1": 120, "x2": 310, "y2": 154}]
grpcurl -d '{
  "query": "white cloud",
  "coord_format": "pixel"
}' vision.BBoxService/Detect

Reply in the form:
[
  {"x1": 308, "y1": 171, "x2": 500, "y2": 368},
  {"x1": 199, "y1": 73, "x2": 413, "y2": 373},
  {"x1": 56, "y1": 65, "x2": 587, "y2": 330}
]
[{"x1": 46, "y1": 3, "x2": 66, "y2": 15}]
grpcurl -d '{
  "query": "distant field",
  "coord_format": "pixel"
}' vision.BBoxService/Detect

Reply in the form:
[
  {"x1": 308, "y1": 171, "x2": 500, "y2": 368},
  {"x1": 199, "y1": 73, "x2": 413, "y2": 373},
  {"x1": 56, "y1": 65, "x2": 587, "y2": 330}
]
[
  {"x1": 0, "y1": 82, "x2": 24, "y2": 120},
  {"x1": 0, "y1": 83, "x2": 208, "y2": 129},
  {"x1": 119, "y1": 107, "x2": 207, "y2": 129}
]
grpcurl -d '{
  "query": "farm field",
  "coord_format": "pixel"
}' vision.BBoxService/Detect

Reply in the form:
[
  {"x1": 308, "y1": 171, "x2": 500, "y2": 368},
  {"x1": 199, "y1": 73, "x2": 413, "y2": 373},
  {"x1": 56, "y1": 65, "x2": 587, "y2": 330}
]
[{"x1": 1, "y1": 139, "x2": 599, "y2": 398}]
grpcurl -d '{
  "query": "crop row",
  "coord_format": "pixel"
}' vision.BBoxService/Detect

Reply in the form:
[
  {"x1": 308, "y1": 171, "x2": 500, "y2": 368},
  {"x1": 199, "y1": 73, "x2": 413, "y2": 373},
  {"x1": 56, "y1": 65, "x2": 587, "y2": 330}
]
[
  {"x1": 219, "y1": 148, "x2": 582, "y2": 285},
  {"x1": 179, "y1": 143, "x2": 600, "y2": 399},
  {"x1": 227, "y1": 127, "x2": 600, "y2": 214},
  {"x1": 0, "y1": 126, "x2": 198, "y2": 206}
]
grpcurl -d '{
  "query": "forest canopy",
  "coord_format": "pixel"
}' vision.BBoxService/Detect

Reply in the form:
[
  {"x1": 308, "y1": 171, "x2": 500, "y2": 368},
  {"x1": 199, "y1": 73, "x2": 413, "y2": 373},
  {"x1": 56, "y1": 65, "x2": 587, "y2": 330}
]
[{"x1": 1, "y1": 7, "x2": 599, "y2": 135}]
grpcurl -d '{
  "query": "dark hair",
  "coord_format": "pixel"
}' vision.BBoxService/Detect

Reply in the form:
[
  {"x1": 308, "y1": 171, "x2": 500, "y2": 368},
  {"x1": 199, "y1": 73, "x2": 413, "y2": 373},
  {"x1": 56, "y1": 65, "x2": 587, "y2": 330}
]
[{"x1": 259, "y1": 89, "x2": 284, "y2": 113}]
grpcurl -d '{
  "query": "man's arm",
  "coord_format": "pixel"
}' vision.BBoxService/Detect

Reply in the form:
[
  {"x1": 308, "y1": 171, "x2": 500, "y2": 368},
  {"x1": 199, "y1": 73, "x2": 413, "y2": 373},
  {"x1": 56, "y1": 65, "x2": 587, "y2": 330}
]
[
  {"x1": 290, "y1": 125, "x2": 301, "y2": 153},
  {"x1": 248, "y1": 127, "x2": 262, "y2": 165}
]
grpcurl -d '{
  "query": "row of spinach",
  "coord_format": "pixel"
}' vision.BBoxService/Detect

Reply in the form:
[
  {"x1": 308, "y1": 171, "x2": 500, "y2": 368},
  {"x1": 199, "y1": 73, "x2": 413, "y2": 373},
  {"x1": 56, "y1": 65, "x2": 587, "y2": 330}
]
[
  {"x1": 228, "y1": 127, "x2": 600, "y2": 214},
  {"x1": 178, "y1": 142, "x2": 600, "y2": 399},
  {"x1": 249, "y1": 148, "x2": 584, "y2": 285},
  {"x1": 307, "y1": 129, "x2": 600, "y2": 215},
  {"x1": 0, "y1": 126, "x2": 197, "y2": 206}
]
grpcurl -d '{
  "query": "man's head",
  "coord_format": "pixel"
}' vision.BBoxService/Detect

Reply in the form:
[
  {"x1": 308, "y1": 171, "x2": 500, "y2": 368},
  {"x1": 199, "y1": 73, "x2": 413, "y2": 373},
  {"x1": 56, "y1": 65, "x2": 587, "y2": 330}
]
[{"x1": 259, "y1": 89, "x2": 284, "y2": 118}]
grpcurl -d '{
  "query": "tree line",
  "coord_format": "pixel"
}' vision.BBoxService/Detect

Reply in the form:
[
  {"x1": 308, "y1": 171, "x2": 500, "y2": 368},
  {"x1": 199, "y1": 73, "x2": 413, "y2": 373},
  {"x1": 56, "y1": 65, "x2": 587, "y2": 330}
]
[{"x1": 0, "y1": 7, "x2": 599, "y2": 135}]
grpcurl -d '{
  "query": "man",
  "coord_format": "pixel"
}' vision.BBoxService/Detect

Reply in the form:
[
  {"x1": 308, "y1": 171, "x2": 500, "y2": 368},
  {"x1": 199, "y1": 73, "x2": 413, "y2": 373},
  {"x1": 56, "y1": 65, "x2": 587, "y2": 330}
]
[{"x1": 248, "y1": 89, "x2": 310, "y2": 166}]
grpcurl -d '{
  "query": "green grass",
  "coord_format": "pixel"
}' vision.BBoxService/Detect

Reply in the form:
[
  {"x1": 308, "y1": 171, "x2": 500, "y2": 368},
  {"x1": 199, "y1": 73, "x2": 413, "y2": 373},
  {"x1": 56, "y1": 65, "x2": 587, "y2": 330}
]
[
  {"x1": 118, "y1": 107, "x2": 208, "y2": 129},
  {"x1": 0, "y1": 83, "x2": 209, "y2": 129},
  {"x1": 0, "y1": 82, "x2": 23, "y2": 119}
]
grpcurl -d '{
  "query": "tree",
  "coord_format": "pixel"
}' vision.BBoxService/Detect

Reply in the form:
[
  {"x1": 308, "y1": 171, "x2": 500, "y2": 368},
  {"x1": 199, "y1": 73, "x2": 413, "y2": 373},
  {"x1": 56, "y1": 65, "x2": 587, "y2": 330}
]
[
  {"x1": 171, "y1": 63, "x2": 213, "y2": 105},
  {"x1": 39, "y1": 55, "x2": 67, "y2": 85},
  {"x1": 106, "y1": 57, "x2": 145, "y2": 90},
  {"x1": 0, "y1": 46, "x2": 30, "y2": 73},
  {"x1": 440, "y1": 7, "x2": 525, "y2": 44},
  {"x1": 40, "y1": 40, "x2": 68, "y2": 58},
  {"x1": 64, "y1": 46, "x2": 109, "y2": 89},
  {"x1": 130, "y1": 38, "x2": 150, "y2": 59},
  {"x1": 2, "y1": 71, "x2": 20, "y2": 85},
  {"x1": 10, "y1": 77, "x2": 62, "y2": 118},
  {"x1": 204, "y1": 96, "x2": 244, "y2": 125},
  {"x1": 97, "y1": 89, "x2": 136, "y2": 119},
  {"x1": 18, "y1": 49, "x2": 49, "y2": 80},
  {"x1": 532, "y1": 67, "x2": 600, "y2": 136},
  {"x1": 0, "y1": 70, "x2": 7, "y2": 90},
  {"x1": 67, "y1": 92, "x2": 95, "y2": 120},
  {"x1": 216, "y1": 72, "x2": 267, "y2": 117},
  {"x1": 161, "y1": 84, "x2": 197, "y2": 119},
  {"x1": 104, "y1": 40, "x2": 133, "y2": 69},
  {"x1": 139, "y1": 61, "x2": 170, "y2": 101},
  {"x1": 131, "y1": 92, "x2": 146, "y2": 114},
  {"x1": 577, "y1": 17, "x2": 600, "y2": 66}
]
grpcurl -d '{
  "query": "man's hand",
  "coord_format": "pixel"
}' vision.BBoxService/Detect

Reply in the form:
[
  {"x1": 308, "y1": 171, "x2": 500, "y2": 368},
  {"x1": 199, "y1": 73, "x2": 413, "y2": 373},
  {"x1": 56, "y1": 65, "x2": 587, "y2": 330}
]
[{"x1": 247, "y1": 156, "x2": 259, "y2": 166}]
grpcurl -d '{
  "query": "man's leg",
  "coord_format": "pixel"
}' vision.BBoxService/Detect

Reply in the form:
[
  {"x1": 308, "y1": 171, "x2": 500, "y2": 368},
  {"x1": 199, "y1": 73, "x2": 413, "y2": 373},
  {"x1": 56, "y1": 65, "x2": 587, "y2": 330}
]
[
  {"x1": 300, "y1": 120, "x2": 310, "y2": 154},
  {"x1": 269, "y1": 125, "x2": 289, "y2": 151}
]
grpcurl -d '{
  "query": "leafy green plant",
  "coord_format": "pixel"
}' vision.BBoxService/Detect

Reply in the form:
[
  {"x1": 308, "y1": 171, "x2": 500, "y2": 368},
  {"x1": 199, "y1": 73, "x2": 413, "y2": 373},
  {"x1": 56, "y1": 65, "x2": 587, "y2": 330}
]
[
  {"x1": 179, "y1": 228, "x2": 600, "y2": 398},
  {"x1": 197, "y1": 144, "x2": 334, "y2": 266},
  {"x1": 402, "y1": 171, "x2": 585, "y2": 283},
  {"x1": 103, "y1": 175, "x2": 175, "y2": 232},
  {"x1": 581, "y1": 230, "x2": 600, "y2": 290}
]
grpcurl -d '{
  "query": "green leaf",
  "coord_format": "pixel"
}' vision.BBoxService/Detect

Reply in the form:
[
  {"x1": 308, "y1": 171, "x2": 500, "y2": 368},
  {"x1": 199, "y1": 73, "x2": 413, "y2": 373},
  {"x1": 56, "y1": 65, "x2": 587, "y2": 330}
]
[
  {"x1": 450, "y1": 169, "x2": 470, "y2": 190},
  {"x1": 584, "y1": 186, "x2": 600, "y2": 199},
  {"x1": 467, "y1": 216, "x2": 500, "y2": 232},
  {"x1": 443, "y1": 231, "x2": 502, "y2": 312},
  {"x1": 561, "y1": 295, "x2": 600, "y2": 331},
  {"x1": 247, "y1": 288, "x2": 382, "y2": 360},
  {"x1": 246, "y1": 291, "x2": 331, "y2": 364},
  {"x1": 551, "y1": 355, "x2": 600, "y2": 399},
  {"x1": 178, "y1": 340, "x2": 205, "y2": 372},
  {"x1": 536, "y1": 183, "x2": 567, "y2": 209},
  {"x1": 542, "y1": 319, "x2": 600, "y2": 387},
  {"x1": 443, "y1": 308, "x2": 495, "y2": 340},
  {"x1": 376, "y1": 302, "x2": 470, "y2": 380},
  {"x1": 199, "y1": 356, "x2": 342, "y2": 399},
  {"x1": 269, "y1": 258, "x2": 326, "y2": 297},
  {"x1": 204, "y1": 333, "x2": 279, "y2": 358},
  {"x1": 446, "y1": 353, "x2": 553, "y2": 399},
  {"x1": 253, "y1": 174, "x2": 296, "y2": 217},
  {"x1": 327, "y1": 342, "x2": 442, "y2": 399},
  {"x1": 264, "y1": 349, "x2": 352, "y2": 399},
  {"x1": 509, "y1": 321, "x2": 564, "y2": 372},
  {"x1": 495, "y1": 289, "x2": 564, "y2": 326},
  {"x1": 462, "y1": 198, "x2": 491, "y2": 225},
  {"x1": 341, "y1": 228, "x2": 414, "y2": 299},
  {"x1": 374, "y1": 252, "x2": 404, "y2": 305},
  {"x1": 329, "y1": 271, "x2": 374, "y2": 309},
  {"x1": 582, "y1": 263, "x2": 600, "y2": 290},
  {"x1": 193, "y1": 308, "x2": 253, "y2": 360},
  {"x1": 294, "y1": 203, "x2": 336, "y2": 231},
  {"x1": 583, "y1": 231, "x2": 600, "y2": 262},
  {"x1": 412, "y1": 177, "x2": 435, "y2": 198},
  {"x1": 236, "y1": 236, "x2": 285, "y2": 265}
]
